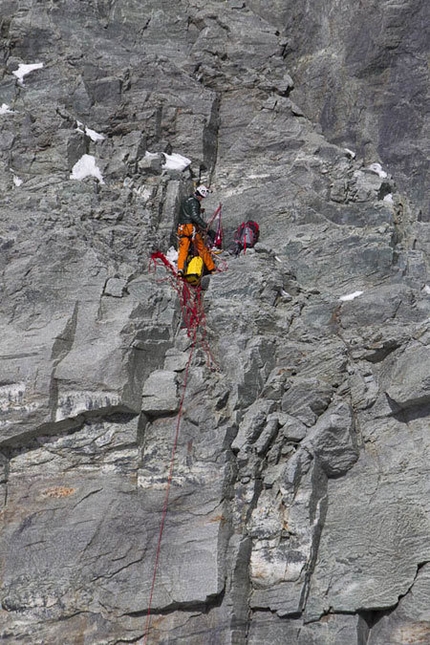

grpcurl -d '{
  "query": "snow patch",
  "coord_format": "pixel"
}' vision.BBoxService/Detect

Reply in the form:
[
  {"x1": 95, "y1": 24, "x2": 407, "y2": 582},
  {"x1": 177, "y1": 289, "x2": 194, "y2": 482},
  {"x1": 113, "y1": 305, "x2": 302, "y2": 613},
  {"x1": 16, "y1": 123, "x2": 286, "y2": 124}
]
[
  {"x1": 344, "y1": 148, "x2": 356, "y2": 159},
  {"x1": 339, "y1": 290, "x2": 364, "y2": 302},
  {"x1": 10, "y1": 169, "x2": 23, "y2": 186},
  {"x1": 368, "y1": 163, "x2": 387, "y2": 178},
  {"x1": 162, "y1": 152, "x2": 191, "y2": 171},
  {"x1": 0, "y1": 104, "x2": 14, "y2": 114},
  {"x1": 85, "y1": 126, "x2": 105, "y2": 142},
  {"x1": 70, "y1": 154, "x2": 105, "y2": 184},
  {"x1": 166, "y1": 246, "x2": 179, "y2": 264},
  {"x1": 75, "y1": 121, "x2": 105, "y2": 142},
  {"x1": 383, "y1": 193, "x2": 394, "y2": 204},
  {"x1": 13, "y1": 62, "x2": 44, "y2": 85},
  {"x1": 423, "y1": 285, "x2": 430, "y2": 295}
]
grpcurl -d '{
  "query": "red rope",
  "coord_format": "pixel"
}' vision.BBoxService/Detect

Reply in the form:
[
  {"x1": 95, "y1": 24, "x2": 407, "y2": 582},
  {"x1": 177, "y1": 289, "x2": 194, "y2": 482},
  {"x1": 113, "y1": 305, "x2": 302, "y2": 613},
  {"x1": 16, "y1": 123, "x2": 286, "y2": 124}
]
[
  {"x1": 206, "y1": 203, "x2": 223, "y2": 252},
  {"x1": 149, "y1": 251, "x2": 217, "y2": 367},
  {"x1": 143, "y1": 252, "x2": 220, "y2": 642},
  {"x1": 143, "y1": 331, "x2": 197, "y2": 644},
  {"x1": 206, "y1": 202, "x2": 222, "y2": 228}
]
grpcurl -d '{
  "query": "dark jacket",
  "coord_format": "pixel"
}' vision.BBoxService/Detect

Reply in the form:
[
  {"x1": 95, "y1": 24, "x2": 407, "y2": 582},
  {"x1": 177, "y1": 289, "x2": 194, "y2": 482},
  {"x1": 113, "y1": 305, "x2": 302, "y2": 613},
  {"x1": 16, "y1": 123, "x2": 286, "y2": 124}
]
[{"x1": 178, "y1": 196, "x2": 207, "y2": 229}]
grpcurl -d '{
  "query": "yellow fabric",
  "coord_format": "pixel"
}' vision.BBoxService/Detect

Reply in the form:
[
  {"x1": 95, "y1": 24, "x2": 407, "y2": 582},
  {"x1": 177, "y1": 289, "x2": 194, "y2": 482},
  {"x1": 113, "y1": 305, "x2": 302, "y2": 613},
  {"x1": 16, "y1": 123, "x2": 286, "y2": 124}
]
[{"x1": 185, "y1": 256, "x2": 204, "y2": 285}]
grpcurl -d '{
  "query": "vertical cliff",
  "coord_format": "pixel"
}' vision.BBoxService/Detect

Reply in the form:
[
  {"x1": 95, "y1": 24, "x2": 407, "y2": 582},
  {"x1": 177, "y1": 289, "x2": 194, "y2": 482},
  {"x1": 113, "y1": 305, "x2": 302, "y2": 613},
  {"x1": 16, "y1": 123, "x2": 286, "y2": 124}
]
[{"x1": 0, "y1": 1, "x2": 429, "y2": 643}]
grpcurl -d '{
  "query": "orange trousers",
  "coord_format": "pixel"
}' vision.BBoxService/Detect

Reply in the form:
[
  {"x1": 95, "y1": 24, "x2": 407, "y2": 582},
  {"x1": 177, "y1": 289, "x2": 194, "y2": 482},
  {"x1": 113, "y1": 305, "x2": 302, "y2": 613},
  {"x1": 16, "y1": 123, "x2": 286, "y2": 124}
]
[{"x1": 177, "y1": 223, "x2": 216, "y2": 272}]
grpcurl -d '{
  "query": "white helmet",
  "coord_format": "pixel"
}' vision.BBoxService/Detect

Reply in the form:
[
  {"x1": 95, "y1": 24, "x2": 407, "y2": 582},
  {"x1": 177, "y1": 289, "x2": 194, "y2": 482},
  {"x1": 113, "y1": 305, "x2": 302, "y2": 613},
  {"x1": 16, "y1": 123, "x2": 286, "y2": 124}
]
[{"x1": 195, "y1": 184, "x2": 210, "y2": 198}]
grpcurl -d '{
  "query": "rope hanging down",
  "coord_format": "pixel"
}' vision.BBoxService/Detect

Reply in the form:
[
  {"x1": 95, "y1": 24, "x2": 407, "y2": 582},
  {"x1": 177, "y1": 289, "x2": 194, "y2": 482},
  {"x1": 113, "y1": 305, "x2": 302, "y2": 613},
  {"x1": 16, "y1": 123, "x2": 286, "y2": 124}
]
[
  {"x1": 207, "y1": 203, "x2": 223, "y2": 252},
  {"x1": 143, "y1": 329, "x2": 197, "y2": 644},
  {"x1": 149, "y1": 250, "x2": 216, "y2": 365},
  {"x1": 144, "y1": 249, "x2": 221, "y2": 642}
]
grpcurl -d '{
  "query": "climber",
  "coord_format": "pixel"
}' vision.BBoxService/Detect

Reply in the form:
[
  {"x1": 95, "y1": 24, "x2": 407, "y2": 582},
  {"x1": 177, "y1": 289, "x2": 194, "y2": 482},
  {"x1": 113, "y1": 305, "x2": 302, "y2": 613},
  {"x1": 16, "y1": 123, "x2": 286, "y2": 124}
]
[{"x1": 177, "y1": 185, "x2": 217, "y2": 277}]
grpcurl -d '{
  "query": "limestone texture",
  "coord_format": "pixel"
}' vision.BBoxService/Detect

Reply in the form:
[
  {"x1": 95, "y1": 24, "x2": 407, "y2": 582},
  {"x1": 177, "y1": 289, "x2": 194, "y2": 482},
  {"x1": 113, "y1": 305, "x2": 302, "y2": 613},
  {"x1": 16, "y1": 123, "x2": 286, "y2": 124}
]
[{"x1": 0, "y1": 0, "x2": 429, "y2": 643}]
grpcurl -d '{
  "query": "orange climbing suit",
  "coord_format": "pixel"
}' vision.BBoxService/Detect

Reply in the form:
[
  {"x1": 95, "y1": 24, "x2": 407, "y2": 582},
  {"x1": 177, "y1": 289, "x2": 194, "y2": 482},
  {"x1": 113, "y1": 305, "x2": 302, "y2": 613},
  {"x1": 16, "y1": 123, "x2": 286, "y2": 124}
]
[{"x1": 177, "y1": 223, "x2": 216, "y2": 273}]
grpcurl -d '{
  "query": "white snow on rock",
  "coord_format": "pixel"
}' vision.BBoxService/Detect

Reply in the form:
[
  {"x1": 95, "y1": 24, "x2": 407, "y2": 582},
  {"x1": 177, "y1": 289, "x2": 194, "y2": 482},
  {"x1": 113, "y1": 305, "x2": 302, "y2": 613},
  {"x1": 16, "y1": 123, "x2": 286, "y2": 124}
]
[
  {"x1": 144, "y1": 150, "x2": 191, "y2": 171},
  {"x1": 75, "y1": 121, "x2": 105, "y2": 142},
  {"x1": 85, "y1": 127, "x2": 105, "y2": 142},
  {"x1": 162, "y1": 152, "x2": 191, "y2": 171},
  {"x1": 339, "y1": 290, "x2": 364, "y2": 302},
  {"x1": 10, "y1": 169, "x2": 23, "y2": 186},
  {"x1": 166, "y1": 246, "x2": 179, "y2": 264},
  {"x1": 0, "y1": 104, "x2": 14, "y2": 114},
  {"x1": 70, "y1": 154, "x2": 105, "y2": 184},
  {"x1": 383, "y1": 193, "x2": 394, "y2": 204},
  {"x1": 367, "y1": 163, "x2": 388, "y2": 178},
  {"x1": 13, "y1": 62, "x2": 44, "y2": 85}
]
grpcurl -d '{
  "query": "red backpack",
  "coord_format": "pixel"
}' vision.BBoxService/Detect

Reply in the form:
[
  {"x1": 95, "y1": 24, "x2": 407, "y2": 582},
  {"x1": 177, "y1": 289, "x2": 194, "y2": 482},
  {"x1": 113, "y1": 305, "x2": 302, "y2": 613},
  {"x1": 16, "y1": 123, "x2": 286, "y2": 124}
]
[{"x1": 229, "y1": 220, "x2": 260, "y2": 256}]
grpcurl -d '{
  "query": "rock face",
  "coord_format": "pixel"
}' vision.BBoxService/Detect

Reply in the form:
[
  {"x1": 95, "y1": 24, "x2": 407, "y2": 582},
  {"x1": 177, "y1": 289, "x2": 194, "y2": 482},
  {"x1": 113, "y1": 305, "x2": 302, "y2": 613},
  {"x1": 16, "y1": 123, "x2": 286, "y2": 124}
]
[
  {"x1": 246, "y1": 0, "x2": 430, "y2": 220},
  {"x1": 0, "y1": 1, "x2": 429, "y2": 643}
]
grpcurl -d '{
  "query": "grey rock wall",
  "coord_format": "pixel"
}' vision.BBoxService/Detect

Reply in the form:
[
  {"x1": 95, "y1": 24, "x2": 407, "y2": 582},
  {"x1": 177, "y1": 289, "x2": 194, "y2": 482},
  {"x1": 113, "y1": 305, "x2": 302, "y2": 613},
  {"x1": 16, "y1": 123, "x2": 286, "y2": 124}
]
[
  {"x1": 0, "y1": 1, "x2": 429, "y2": 643},
  {"x1": 247, "y1": 0, "x2": 430, "y2": 220}
]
